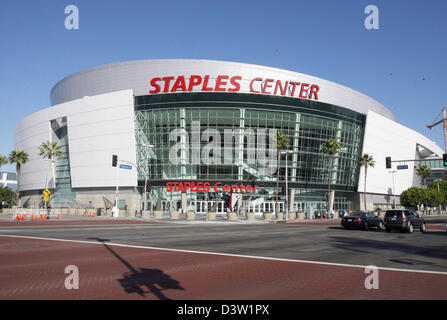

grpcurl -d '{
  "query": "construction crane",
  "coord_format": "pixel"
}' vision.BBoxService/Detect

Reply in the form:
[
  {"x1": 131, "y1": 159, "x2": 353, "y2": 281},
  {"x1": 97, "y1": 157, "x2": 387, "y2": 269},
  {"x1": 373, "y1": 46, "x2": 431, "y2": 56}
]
[{"x1": 427, "y1": 107, "x2": 447, "y2": 152}]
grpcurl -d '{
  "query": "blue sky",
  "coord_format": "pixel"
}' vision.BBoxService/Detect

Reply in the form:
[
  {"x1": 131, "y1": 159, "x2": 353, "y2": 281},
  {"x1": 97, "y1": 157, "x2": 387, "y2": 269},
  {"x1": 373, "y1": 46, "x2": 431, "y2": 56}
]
[{"x1": 0, "y1": 0, "x2": 446, "y2": 172}]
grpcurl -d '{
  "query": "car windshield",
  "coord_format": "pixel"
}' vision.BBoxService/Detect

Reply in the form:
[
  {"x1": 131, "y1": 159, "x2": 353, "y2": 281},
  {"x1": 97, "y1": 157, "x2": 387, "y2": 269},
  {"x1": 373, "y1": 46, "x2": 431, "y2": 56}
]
[{"x1": 348, "y1": 212, "x2": 366, "y2": 218}]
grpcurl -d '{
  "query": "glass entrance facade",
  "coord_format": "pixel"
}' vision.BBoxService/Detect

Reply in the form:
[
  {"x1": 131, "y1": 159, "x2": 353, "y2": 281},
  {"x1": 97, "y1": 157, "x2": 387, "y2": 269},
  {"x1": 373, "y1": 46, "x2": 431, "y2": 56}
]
[{"x1": 134, "y1": 93, "x2": 365, "y2": 211}]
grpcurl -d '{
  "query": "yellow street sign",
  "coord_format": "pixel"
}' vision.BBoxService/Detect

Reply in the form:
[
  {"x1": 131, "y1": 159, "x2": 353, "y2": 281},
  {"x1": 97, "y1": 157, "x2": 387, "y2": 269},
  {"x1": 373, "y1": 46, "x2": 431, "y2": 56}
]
[
  {"x1": 43, "y1": 189, "x2": 51, "y2": 196},
  {"x1": 43, "y1": 196, "x2": 50, "y2": 202}
]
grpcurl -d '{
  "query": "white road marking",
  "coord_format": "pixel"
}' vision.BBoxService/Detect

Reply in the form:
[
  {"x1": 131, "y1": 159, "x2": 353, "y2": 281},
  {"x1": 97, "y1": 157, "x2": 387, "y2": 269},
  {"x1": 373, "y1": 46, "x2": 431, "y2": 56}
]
[{"x1": 1, "y1": 234, "x2": 446, "y2": 276}]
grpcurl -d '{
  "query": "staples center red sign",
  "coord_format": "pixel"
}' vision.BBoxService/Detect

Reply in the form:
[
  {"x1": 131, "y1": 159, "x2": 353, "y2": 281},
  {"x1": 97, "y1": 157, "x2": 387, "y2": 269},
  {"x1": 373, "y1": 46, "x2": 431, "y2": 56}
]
[
  {"x1": 149, "y1": 75, "x2": 320, "y2": 100},
  {"x1": 166, "y1": 182, "x2": 259, "y2": 193}
]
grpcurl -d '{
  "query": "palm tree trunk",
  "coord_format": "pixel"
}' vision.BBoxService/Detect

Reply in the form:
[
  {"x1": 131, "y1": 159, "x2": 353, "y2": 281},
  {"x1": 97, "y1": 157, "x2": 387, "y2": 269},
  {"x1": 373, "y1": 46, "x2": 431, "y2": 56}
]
[
  {"x1": 16, "y1": 165, "x2": 21, "y2": 207},
  {"x1": 45, "y1": 159, "x2": 51, "y2": 210},
  {"x1": 328, "y1": 155, "x2": 332, "y2": 211},
  {"x1": 275, "y1": 149, "x2": 280, "y2": 214},
  {"x1": 364, "y1": 167, "x2": 367, "y2": 211}
]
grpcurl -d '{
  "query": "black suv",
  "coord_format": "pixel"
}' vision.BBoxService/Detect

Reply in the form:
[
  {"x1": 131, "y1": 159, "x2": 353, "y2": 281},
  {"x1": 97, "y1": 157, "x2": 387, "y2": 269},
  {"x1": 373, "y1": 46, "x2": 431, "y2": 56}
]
[{"x1": 384, "y1": 209, "x2": 426, "y2": 233}]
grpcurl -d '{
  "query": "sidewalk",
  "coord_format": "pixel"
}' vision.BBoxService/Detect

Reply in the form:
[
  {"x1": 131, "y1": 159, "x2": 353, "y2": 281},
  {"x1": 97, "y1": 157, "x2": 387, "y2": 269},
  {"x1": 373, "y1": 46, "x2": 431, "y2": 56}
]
[
  {"x1": 2, "y1": 211, "x2": 445, "y2": 226},
  {"x1": 0, "y1": 211, "x2": 341, "y2": 225}
]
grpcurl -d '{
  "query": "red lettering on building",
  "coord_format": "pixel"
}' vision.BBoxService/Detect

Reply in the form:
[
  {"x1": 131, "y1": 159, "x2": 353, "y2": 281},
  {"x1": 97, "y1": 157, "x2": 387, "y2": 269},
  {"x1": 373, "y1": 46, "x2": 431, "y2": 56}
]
[
  {"x1": 149, "y1": 75, "x2": 320, "y2": 101},
  {"x1": 214, "y1": 75, "x2": 229, "y2": 92},
  {"x1": 188, "y1": 75, "x2": 202, "y2": 91}
]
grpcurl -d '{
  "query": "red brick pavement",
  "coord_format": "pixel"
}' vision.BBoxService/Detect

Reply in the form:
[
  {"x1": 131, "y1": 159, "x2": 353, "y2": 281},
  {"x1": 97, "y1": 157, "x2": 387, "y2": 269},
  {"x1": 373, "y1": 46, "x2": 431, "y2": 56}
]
[{"x1": 0, "y1": 236, "x2": 445, "y2": 300}]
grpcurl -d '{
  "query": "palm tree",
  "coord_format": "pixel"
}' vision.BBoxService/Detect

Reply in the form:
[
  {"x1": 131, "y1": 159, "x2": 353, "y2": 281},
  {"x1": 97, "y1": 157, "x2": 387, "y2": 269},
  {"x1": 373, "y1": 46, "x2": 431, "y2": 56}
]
[
  {"x1": 416, "y1": 164, "x2": 432, "y2": 188},
  {"x1": 38, "y1": 141, "x2": 63, "y2": 191},
  {"x1": 8, "y1": 149, "x2": 29, "y2": 207},
  {"x1": 0, "y1": 155, "x2": 8, "y2": 169},
  {"x1": 322, "y1": 138, "x2": 341, "y2": 212},
  {"x1": 359, "y1": 153, "x2": 375, "y2": 211},
  {"x1": 274, "y1": 131, "x2": 290, "y2": 215}
]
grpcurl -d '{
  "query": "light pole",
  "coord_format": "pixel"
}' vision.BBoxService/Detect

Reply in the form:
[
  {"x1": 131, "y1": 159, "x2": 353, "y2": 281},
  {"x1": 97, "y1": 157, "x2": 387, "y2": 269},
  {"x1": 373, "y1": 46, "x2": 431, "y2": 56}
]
[
  {"x1": 436, "y1": 179, "x2": 441, "y2": 213},
  {"x1": 389, "y1": 170, "x2": 397, "y2": 209},
  {"x1": 281, "y1": 150, "x2": 293, "y2": 221}
]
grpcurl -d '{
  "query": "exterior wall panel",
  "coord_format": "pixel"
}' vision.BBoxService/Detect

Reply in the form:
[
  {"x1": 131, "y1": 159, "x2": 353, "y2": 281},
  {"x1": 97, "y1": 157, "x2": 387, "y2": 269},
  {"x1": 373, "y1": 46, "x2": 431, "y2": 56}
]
[
  {"x1": 358, "y1": 111, "x2": 443, "y2": 195},
  {"x1": 14, "y1": 89, "x2": 137, "y2": 191}
]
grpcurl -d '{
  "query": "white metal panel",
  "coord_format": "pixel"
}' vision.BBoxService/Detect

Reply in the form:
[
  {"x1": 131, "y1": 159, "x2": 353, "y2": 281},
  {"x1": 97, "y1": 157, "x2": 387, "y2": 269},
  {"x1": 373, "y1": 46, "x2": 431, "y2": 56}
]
[
  {"x1": 358, "y1": 111, "x2": 443, "y2": 195},
  {"x1": 14, "y1": 89, "x2": 137, "y2": 191},
  {"x1": 14, "y1": 117, "x2": 51, "y2": 191}
]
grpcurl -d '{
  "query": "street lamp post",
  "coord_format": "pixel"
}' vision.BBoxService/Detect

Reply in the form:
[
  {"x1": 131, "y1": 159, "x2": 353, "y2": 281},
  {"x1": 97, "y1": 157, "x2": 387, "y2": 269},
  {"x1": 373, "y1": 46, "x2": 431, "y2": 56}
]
[
  {"x1": 281, "y1": 150, "x2": 293, "y2": 221},
  {"x1": 142, "y1": 143, "x2": 154, "y2": 212},
  {"x1": 436, "y1": 179, "x2": 441, "y2": 213},
  {"x1": 389, "y1": 170, "x2": 397, "y2": 209}
]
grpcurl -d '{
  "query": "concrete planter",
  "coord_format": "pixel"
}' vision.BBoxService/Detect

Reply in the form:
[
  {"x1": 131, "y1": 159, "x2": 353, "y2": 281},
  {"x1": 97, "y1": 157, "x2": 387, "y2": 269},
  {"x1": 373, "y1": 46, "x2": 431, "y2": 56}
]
[
  {"x1": 263, "y1": 212, "x2": 272, "y2": 221},
  {"x1": 227, "y1": 212, "x2": 237, "y2": 220},
  {"x1": 288, "y1": 212, "x2": 296, "y2": 220},
  {"x1": 276, "y1": 212, "x2": 284, "y2": 221},
  {"x1": 170, "y1": 210, "x2": 179, "y2": 220},
  {"x1": 142, "y1": 210, "x2": 150, "y2": 219},
  {"x1": 118, "y1": 209, "x2": 126, "y2": 217},
  {"x1": 297, "y1": 211, "x2": 305, "y2": 220},
  {"x1": 186, "y1": 211, "x2": 195, "y2": 220},
  {"x1": 154, "y1": 210, "x2": 163, "y2": 219},
  {"x1": 246, "y1": 212, "x2": 256, "y2": 221},
  {"x1": 207, "y1": 211, "x2": 216, "y2": 220}
]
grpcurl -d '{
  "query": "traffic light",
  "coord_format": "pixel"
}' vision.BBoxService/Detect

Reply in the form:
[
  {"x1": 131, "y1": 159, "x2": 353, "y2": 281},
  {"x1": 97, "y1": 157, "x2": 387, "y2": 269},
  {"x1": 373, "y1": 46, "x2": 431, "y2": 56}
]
[
  {"x1": 443, "y1": 154, "x2": 447, "y2": 167},
  {"x1": 112, "y1": 154, "x2": 118, "y2": 167},
  {"x1": 385, "y1": 156, "x2": 391, "y2": 169},
  {"x1": 146, "y1": 182, "x2": 152, "y2": 192}
]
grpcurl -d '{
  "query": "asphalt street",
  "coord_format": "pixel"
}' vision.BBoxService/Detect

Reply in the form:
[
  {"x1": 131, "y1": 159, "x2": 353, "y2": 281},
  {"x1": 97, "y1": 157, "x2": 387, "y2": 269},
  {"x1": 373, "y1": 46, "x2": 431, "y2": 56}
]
[{"x1": 0, "y1": 221, "x2": 446, "y2": 273}]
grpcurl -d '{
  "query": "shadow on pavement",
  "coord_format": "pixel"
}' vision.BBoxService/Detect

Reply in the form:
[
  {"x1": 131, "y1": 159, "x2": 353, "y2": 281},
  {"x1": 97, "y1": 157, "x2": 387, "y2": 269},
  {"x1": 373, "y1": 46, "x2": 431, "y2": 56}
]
[
  {"x1": 328, "y1": 226, "x2": 383, "y2": 232},
  {"x1": 87, "y1": 237, "x2": 184, "y2": 299},
  {"x1": 328, "y1": 235, "x2": 447, "y2": 270}
]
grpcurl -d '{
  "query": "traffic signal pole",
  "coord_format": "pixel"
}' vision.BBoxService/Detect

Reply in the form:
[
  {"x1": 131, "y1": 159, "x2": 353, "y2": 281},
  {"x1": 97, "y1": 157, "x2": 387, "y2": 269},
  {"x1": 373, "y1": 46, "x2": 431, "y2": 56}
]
[
  {"x1": 115, "y1": 158, "x2": 120, "y2": 216},
  {"x1": 386, "y1": 156, "x2": 447, "y2": 167}
]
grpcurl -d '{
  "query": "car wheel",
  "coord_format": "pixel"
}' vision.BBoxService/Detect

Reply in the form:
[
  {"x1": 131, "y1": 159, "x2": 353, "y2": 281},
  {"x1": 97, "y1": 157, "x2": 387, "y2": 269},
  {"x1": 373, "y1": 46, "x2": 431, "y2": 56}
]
[
  {"x1": 364, "y1": 222, "x2": 369, "y2": 231},
  {"x1": 385, "y1": 227, "x2": 391, "y2": 233},
  {"x1": 420, "y1": 223, "x2": 426, "y2": 233},
  {"x1": 408, "y1": 223, "x2": 414, "y2": 234}
]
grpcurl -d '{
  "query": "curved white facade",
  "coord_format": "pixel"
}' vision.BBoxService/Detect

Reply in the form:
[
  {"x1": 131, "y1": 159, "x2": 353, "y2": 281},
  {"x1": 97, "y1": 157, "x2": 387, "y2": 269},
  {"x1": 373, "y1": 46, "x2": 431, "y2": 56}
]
[{"x1": 51, "y1": 59, "x2": 395, "y2": 121}]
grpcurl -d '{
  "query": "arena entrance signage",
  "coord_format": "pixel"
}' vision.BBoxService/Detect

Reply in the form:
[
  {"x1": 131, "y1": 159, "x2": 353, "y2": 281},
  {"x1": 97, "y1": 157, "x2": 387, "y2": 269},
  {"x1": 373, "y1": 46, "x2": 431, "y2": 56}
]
[
  {"x1": 166, "y1": 182, "x2": 259, "y2": 193},
  {"x1": 149, "y1": 75, "x2": 320, "y2": 100}
]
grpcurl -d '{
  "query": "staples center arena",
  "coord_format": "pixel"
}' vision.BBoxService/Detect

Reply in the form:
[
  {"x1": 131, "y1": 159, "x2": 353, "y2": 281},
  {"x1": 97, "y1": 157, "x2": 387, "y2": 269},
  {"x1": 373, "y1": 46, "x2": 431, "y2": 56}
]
[{"x1": 14, "y1": 59, "x2": 444, "y2": 214}]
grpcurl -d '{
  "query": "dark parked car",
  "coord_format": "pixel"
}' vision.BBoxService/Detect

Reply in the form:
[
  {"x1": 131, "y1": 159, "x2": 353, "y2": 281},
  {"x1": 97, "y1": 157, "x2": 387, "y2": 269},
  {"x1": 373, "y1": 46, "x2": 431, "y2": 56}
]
[
  {"x1": 384, "y1": 209, "x2": 426, "y2": 233},
  {"x1": 341, "y1": 211, "x2": 384, "y2": 230}
]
